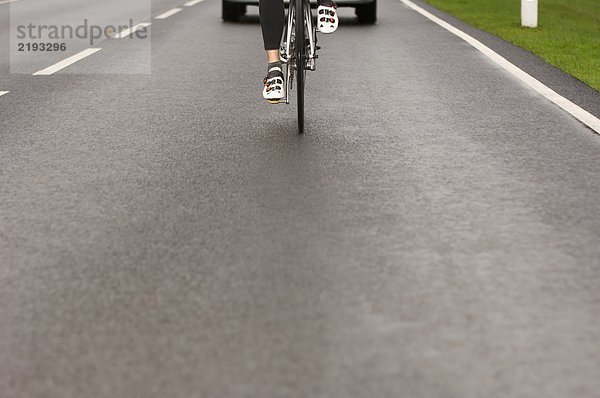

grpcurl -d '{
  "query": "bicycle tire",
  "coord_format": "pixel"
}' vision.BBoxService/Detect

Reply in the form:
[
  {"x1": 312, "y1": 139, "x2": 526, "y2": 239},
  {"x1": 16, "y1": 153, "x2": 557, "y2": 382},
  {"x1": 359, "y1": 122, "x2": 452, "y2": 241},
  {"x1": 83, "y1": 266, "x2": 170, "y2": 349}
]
[{"x1": 295, "y1": 0, "x2": 305, "y2": 133}]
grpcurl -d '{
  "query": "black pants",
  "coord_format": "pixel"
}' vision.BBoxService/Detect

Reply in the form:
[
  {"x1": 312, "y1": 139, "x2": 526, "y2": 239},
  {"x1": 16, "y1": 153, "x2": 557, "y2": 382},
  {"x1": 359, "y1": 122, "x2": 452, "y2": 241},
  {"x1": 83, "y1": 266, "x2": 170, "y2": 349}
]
[{"x1": 259, "y1": 0, "x2": 285, "y2": 50}]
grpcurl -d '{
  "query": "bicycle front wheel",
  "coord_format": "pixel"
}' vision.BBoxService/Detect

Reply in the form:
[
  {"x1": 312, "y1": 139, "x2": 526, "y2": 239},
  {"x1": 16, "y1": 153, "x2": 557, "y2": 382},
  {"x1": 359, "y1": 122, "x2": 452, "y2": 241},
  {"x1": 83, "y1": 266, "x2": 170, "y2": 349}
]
[{"x1": 295, "y1": 0, "x2": 305, "y2": 133}]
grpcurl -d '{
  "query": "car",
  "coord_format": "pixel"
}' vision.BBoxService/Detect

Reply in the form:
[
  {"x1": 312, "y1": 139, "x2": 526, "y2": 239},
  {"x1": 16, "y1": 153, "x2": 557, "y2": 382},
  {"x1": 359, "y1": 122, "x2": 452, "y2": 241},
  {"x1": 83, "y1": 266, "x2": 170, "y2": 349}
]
[{"x1": 222, "y1": 0, "x2": 376, "y2": 24}]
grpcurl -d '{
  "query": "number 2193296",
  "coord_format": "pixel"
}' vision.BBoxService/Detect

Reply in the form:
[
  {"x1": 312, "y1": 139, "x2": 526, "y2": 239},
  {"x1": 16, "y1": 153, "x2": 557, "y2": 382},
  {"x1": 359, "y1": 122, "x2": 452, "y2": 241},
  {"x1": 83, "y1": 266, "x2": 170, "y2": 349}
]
[{"x1": 18, "y1": 42, "x2": 67, "y2": 52}]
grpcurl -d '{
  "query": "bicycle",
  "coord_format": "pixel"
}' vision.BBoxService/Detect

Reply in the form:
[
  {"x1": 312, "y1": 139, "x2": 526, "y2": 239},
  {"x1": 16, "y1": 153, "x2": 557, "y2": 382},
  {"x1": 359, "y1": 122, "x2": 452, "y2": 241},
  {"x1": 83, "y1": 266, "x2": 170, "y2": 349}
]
[{"x1": 279, "y1": 0, "x2": 319, "y2": 133}]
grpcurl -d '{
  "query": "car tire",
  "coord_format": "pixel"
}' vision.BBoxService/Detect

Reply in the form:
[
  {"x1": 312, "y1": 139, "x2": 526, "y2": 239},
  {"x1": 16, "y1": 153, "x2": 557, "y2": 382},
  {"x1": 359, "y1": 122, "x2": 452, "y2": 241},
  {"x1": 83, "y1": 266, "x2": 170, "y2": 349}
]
[
  {"x1": 356, "y1": 1, "x2": 376, "y2": 24},
  {"x1": 222, "y1": 0, "x2": 243, "y2": 21}
]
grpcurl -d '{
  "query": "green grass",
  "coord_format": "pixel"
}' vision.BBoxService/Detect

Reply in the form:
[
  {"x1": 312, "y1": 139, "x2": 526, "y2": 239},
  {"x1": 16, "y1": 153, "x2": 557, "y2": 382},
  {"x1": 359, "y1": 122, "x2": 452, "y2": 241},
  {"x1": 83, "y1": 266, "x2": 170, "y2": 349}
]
[{"x1": 423, "y1": 0, "x2": 600, "y2": 91}]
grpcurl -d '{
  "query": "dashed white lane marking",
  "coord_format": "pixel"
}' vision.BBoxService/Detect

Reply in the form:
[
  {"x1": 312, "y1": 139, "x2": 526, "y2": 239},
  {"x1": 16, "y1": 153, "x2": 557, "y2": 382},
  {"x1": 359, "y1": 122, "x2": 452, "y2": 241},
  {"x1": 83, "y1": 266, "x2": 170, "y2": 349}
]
[
  {"x1": 399, "y1": 0, "x2": 600, "y2": 135},
  {"x1": 0, "y1": 91, "x2": 9, "y2": 97},
  {"x1": 33, "y1": 48, "x2": 102, "y2": 75},
  {"x1": 184, "y1": 0, "x2": 203, "y2": 6},
  {"x1": 0, "y1": 0, "x2": 20, "y2": 5},
  {"x1": 155, "y1": 8, "x2": 183, "y2": 19},
  {"x1": 113, "y1": 23, "x2": 151, "y2": 39}
]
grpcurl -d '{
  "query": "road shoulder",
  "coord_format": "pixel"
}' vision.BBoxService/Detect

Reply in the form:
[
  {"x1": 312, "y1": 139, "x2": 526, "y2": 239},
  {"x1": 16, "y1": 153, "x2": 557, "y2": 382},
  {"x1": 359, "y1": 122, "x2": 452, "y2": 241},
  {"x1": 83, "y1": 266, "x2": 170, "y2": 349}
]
[{"x1": 410, "y1": 0, "x2": 600, "y2": 120}]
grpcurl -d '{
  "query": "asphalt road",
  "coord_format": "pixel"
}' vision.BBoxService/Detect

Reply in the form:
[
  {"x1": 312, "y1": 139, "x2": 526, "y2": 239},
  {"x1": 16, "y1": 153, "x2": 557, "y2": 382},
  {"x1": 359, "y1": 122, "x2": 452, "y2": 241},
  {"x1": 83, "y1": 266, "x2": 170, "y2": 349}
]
[{"x1": 1, "y1": 0, "x2": 600, "y2": 397}]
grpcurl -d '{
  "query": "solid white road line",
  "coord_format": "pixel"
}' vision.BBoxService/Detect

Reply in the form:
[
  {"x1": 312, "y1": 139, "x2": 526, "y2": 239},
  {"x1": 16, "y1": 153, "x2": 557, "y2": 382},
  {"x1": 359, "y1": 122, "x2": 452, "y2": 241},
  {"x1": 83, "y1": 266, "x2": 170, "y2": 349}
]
[
  {"x1": 0, "y1": 0, "x2": 20, "y2": 5},
  {"x1": 155, "y1": 8, "x2": 183, "y2": 19},
  {"x1": 33, "y1": 48, "x2": 102, "y2": 75},
  {"x1": 0, "y1": 91, "x2": 9, "y2": 97},
  {"x1": 113, "y1": 23, "x2": 151, "y2": 39},
  {"x1": 399, "y1": 0, "x2": 600, "y2": 135},
  {"x1": 184, "y1": 0, "x2": 203, "y2": 6}
]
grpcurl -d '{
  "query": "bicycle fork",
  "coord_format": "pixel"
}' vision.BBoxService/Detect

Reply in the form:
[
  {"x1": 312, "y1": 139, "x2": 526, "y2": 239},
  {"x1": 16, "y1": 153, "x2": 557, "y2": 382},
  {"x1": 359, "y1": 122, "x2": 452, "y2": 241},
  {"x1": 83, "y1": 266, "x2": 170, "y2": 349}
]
[
  {"x1": 305, "y1": 4, "x2": 318, "y2": 71},
  {"x1": 279, "y1": 1, "x2": 318, "y2": 104}
]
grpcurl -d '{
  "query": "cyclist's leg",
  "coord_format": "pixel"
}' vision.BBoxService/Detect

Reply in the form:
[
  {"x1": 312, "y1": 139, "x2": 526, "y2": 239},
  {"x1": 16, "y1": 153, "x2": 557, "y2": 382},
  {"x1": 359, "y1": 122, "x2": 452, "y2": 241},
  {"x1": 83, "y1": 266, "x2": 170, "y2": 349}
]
[
  {"x1": 259, "y1": 0, "x2": 285, "y2": 101},
  {"x1": 259, "y1": 0, "x2": 284, "y2": 53}
]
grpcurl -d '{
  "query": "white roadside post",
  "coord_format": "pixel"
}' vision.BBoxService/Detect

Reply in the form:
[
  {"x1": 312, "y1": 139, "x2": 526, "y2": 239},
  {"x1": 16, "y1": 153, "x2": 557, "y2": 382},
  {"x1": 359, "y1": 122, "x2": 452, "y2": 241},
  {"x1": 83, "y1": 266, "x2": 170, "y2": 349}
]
[{"x1": 521, "y1": 0, "x2": 538, "y2": 28}]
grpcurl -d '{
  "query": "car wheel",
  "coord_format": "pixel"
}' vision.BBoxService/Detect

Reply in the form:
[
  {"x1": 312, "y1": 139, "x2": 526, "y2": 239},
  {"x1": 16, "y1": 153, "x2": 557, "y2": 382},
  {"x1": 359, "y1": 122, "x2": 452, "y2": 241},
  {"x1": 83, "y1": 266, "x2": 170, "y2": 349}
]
[
  {"x1": 356, "y1": 1, "x2": 376, "y2": 24},
  {"x1": 222, "y1": 0, "x2": 243, "y2": 21}
]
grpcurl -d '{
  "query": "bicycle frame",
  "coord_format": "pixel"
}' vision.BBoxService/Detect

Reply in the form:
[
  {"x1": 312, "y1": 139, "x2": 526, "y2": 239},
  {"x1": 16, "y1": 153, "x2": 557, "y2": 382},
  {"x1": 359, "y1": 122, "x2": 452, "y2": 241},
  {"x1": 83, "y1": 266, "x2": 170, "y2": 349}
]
[{"x1": 279, "y1": 0, "x2": 317, "y2": 105}]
